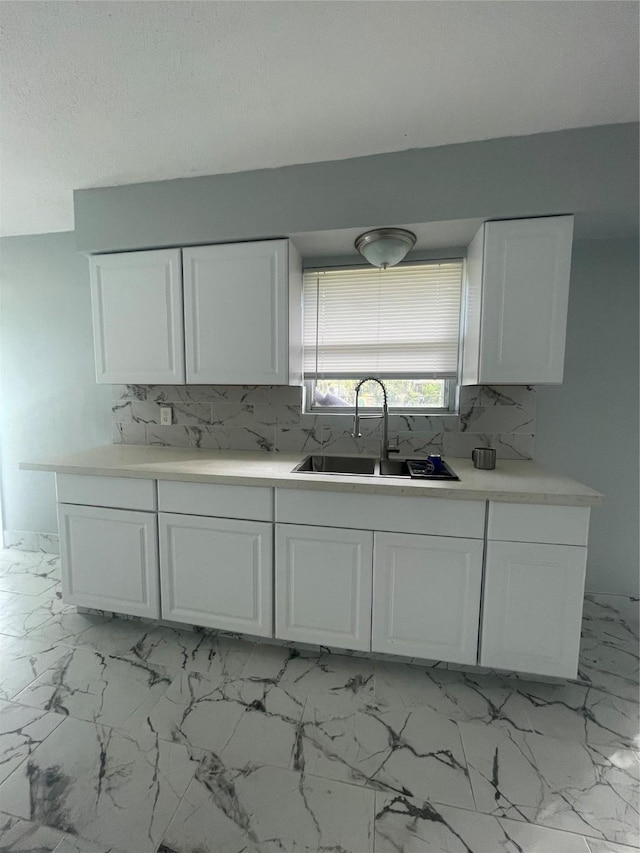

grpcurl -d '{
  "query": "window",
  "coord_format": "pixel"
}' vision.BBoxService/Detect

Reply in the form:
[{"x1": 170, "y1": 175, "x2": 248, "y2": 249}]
[{"x1": 302, "y1": 260, "x2": 464, "y2": 412}]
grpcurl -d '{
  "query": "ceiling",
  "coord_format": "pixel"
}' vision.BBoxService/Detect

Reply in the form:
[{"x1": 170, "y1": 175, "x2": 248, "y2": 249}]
[{"x1": 1, "y1": 1, "x2": 638, "y2": 237}]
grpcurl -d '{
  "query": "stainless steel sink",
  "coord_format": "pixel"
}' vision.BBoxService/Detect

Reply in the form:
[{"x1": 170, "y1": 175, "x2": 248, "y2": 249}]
[
  {"x1": 293, "y1": 455, "x2": 459, "y2": 480},
  {"x1": 292, "y1": 455, "x2": 377, "y2": 475},
  {"x1": 378, "y1": 459, "x2": 411, "y2": 477}
]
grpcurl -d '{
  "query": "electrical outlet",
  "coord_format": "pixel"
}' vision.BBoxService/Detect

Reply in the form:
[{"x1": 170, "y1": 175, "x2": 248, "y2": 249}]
[{"x1": 160, "y1": 406, "x2": 172, "y2": 426}]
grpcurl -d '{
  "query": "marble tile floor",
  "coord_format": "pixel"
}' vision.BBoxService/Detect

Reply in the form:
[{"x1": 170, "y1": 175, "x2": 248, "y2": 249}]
[{"x1": 0, "y1": 548, "x2": 637, "y2": 853}]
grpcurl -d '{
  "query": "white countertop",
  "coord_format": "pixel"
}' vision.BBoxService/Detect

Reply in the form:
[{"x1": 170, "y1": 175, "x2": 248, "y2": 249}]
[{"x1": 21, "y1": 444, "x2": 604, "y2": 507}]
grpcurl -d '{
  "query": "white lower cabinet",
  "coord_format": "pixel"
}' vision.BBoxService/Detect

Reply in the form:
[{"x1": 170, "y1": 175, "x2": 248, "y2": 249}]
[
  {"x1": 480, "y1": 540, "x2": 587, "y2": 678},
  {"x1": 275, "y1": 524, "x2": 373, "y2": 651},
  {"x1": 58, "y1": 503, "x2": 160, "y2": 618},
  {"x1": 55, "y1": 473, "x2": 594, "y2": 681},
  {"x1": 372, "y1": 532, "x2": 484, "y2": 664},
  {"x1": 159, "y1": 513, "x2": 273, "y2": 636}
]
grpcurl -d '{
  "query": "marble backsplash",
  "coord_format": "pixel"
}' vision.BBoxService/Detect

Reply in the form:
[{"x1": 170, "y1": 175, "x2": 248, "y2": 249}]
[{"x1": 111, "y1": 384, "x2": 536, "y2": 460}]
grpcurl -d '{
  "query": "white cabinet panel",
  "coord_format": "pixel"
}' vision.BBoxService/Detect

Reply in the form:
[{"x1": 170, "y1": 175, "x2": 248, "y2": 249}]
[
  {"x1": 372, "y1": 532, "x2": 483, "y2": 664},
  {"x1": 58, "y1": 503, "x2": 159, "y2": 618},
  {"x1": 56, "y1": 474, "x2": 157, "y2": 511},
  {"x1": 276, "y1": 489, "x2": 485, "y2": 538},
  {"x1": 488, "y1": 502, "x2": 590, "y2": 546},
  {"x1": 462, "y1": 215, "x2": 574, "y2": 385},
  {"x1": 90, "y1": 249, "x2": 185, "y2": 384},
  {"x1": 480, "y1": 541, "x2": 587, "y2": 678},
  {"x1": 158, "y1": 480, "x2": 272, "y2": 520},
  {"x1": 159, "y1": 513, "x2": 272, "y2": 636},
  {"x1": 183, "y1": 240, "x2": 300, "y2": 384},
  {"x1": 275, "y1": 523, "x2": 373, "y2": 651}
]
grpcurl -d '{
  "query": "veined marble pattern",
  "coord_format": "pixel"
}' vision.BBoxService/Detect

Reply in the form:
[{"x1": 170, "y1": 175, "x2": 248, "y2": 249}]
[
  {"x1": 0, "y1": 587, "x2": 72, "y2": 639},
  {"x1": 158, "y1": 757, "x2": 375, "y2": 853},
  {"x1": 0, "y1": 551, "x2": 59, "y2": 598},
  {"x1": 0, "y1": 811, "x2": 128, "y2": 852},
  {"x1": 0, "y1": 701, "x2": 64, "y2": 785},
  {"x1": 374, "y1": 661, "x2": 537, "y2": 730},
  {"x1": 146, "y1": 669, "x2": 306, "y2": 769},
  {"x1": 0, "y1": 634, "x2": 68, "y2": 702},
  {"x1": 374, "y1": 792, "x2": 593, "y2": 852},
  {"x1": 0, "y1": 550, "x2": 638, "y2": 853},
  {"x1": 460, "y1": 722, "x2": 640, "y2": 845},
  {"x1": 508, "y1": 678, "x2": 640, "y2": 750},
  {"x1": 0, "y1": 812, "x2": 67, "y2": 852},
  {"x1": 296, "y1": 697, "x2": 476, "y2": 809},
  {"x1": 29, "y1": 612, "x2": 152, "y2": 654},
  {"x1": 111, "y1": 383, "x2": 537, "y2": 459},
  {"x1": 2, "y1": 532, "x2": 60, "y2": 555},
  {"x1": 12, "y1": 647, "x2": 177, "y2": 732},
  {"x1": 578, "y1": 594, "x2": 639, "y2": 703},
  {"x1": 0, "y1": 717, "x2": 197, "y2": 852},
  {"x1": 125, "y1": 625, "x2": 255, "y2": 678}
]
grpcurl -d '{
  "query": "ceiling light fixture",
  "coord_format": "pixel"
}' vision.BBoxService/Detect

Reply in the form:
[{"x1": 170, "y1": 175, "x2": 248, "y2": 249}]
[{"x1": 355, "y1": 227, "x2": 417, "y2": 269}]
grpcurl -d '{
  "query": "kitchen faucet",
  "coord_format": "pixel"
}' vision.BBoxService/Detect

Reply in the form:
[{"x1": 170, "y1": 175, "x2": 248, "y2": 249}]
[{"x1": 351, "y1": 377, "x2": 400, "y2": 461}]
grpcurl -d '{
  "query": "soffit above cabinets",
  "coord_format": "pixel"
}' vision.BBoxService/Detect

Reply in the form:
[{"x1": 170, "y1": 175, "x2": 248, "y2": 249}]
[{"x1": 290, "y1": 218, "x2": 485, "y2": 263}]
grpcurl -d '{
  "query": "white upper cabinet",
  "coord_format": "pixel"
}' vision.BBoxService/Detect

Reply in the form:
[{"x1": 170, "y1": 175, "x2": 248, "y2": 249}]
[
  {"x1": 183, "y1": 239, "x2": 302, "y2": 385},
  {"x1": 90, "y1": 249, "x2": 185, "y2": 384},
  {"x1": 462, "y1": 215, "x2": 574, "y2": 385},
  {"x1": 89, "y1": 239, "x2": 302, "y2": 385}
]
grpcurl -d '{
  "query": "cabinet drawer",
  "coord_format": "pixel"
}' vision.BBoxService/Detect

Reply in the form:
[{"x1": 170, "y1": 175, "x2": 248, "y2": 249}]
[
  {"x1": 158, "y1": 480, "x2": 272, "y2": 521},
  {"x1": 275, "y1": 489, "x2": 485, "y2": 538},
  {"x1": 488, "y1": 502, "x2": 590, "y2": 546},
  {"x1": 56, "y1": 474, "x2": 156, "y2": 511}
]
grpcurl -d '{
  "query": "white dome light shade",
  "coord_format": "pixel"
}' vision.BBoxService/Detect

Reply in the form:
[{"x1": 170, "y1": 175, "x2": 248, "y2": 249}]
[{"x1": 355, "y1": 228, "x2": 417, "y2": 269}]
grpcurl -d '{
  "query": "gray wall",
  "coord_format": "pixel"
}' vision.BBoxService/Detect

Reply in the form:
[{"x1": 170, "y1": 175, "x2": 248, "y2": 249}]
[
  {"x1": 0, "y1": 232, "x2": 111, "y2": 537},
  {"x1": 74, "y1": 123, "x2": 639, "y2": 254},
  {"x1": 536, "y1": 238, "x2": 639, "y2": 596}
]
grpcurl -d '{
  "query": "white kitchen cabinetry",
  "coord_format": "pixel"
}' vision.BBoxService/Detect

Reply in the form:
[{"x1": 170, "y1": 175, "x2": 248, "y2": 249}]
[
  {"x1": 89, "y1": 239, "x2": 302, "y2": 385},
  {"x1": 462, "y1": 215, "x2": 574, "y2": 385},
  {"x1": 183, "y1": 239, "x2": 302, "y2": 384},
  {"x1": 159, "y1": 513, "x2": 272, "y2": 636},
  {"x1": 274, "y1": 489, "x2": 485, "y2": 658},
  {"x1": 480, "y1": 502, "x2": 589, "y2": 678},
  {"x1": 57, "y1": 475, "x2": 160, "y2": 618},
  {"x1": 157, "y1": 480, "x2": 274, "y2": 635},
  {"x1": 275, "y1": 523, "x2": 373, "y2": 651},
  {"x1": 90, "y1": 249, "x2": 185, "y2": 384},
  {"x1": 50, "y1": 466, "x2": 596, "y2": 680},
  {"x1": 372, "y1": 532, "x2": 484, "y2": 664}
]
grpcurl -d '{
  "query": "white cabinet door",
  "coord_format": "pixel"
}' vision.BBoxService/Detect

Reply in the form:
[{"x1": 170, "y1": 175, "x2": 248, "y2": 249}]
[
  {"x1": 462, "y1": 215, "x2": 574, "y2": 385},
  {"x1": 183, "y1": 240, "x2": 300, "y2": 384},
  {"x1": 90, "y1": 249, "x2": 185, "y2": 384},
  {"x1": 58, "y1": 503, "x2": 160, "y2": 618},
  {"x1": 372, "y1": 532, "x2": 483, "y2": 664},
  {"x1": 275, "y1": 524, "x2": 373, "y2": 651},
  {"x1": 480, "y1": 541, "x2": 587, "y2": 678},
  {"x1": 159, "y1": 513, "x2": 273, "y2": 636}
]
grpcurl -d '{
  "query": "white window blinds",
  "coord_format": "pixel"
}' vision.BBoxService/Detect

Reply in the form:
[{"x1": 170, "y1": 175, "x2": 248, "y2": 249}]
[{"x1": 303, "y1": 261, "x2": 463, "y2": 378}]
